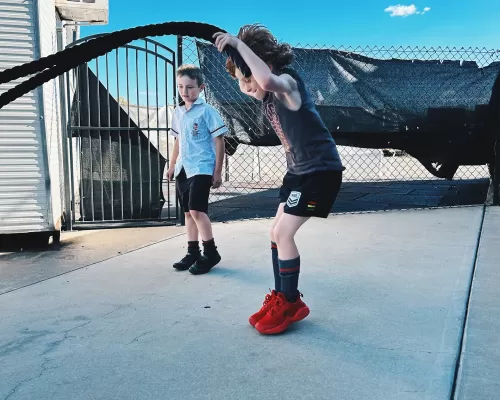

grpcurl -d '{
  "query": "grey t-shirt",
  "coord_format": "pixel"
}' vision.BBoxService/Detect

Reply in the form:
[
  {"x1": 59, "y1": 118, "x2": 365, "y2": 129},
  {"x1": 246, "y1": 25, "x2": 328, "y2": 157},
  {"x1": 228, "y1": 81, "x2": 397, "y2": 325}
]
[{"x1": 262, "y1": 67, "x2": 344, "y2": 175}]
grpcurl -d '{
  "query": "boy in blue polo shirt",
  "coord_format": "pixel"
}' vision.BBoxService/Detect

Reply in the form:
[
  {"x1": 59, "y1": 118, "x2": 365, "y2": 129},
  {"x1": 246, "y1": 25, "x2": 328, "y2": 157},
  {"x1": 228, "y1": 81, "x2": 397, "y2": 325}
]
[{"x1": 167, "y1": 64, "x2": 228, "y2": 275}]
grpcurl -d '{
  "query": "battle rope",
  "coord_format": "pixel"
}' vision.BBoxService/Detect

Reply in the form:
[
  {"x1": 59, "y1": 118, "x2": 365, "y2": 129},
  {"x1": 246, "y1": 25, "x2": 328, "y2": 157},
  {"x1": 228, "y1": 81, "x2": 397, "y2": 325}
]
[{"x1": 0, "y1": 21, "x2": 250, "y2": 109}]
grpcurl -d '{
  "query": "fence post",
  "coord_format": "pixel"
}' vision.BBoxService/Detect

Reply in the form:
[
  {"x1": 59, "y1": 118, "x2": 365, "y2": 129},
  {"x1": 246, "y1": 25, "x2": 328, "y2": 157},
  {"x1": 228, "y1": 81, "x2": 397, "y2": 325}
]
[
  {"x1": 175, "y1": 35, "x2": 185, "y2": 226},
  {"x1": 494, "y1": 133, "x2": 500, "y2": 206},
  {"x1": 225, "y1": 153, "x2": 229, "y2": 182},
  {"x1": 57, "y1": 23, "x2": 73, "y2": 231}
]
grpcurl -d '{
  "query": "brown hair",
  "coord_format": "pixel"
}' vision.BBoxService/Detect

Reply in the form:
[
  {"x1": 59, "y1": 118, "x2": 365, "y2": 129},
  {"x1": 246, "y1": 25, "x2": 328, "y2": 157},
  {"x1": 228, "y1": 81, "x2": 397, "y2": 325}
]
[
  {"x1": 226, "y1": 24, "x2": 294, "y2": 78},
  {"x1": 176, "y1": 64, "x2": 204, "y2": 86}
]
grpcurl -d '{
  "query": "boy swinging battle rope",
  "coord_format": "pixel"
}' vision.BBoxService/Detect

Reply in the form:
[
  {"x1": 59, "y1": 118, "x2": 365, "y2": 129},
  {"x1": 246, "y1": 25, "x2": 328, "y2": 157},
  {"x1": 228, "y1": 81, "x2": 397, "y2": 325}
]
[{"x1": 0, "y1": 21, "x2": 344, "y2": 335}]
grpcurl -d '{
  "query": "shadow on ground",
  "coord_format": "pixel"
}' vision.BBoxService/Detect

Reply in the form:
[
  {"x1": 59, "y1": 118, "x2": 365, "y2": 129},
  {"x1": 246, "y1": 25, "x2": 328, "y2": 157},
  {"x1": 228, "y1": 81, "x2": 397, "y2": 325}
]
[
  {"x1": 0, "y1": 232, "x2": 60, "y2": 252},
  {"x1": 207, "y1": 179, "x2": 489, "y2": 222}
]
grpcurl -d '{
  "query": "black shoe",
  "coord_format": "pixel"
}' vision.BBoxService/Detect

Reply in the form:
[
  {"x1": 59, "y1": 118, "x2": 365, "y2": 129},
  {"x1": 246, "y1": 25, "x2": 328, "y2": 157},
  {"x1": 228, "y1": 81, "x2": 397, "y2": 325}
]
[
  {"x1": 189, "y1": 250, "x2": 221, "y2": 275},
  {"x1": 173, "y1": 252, "x2": 201, "y2": 271}
]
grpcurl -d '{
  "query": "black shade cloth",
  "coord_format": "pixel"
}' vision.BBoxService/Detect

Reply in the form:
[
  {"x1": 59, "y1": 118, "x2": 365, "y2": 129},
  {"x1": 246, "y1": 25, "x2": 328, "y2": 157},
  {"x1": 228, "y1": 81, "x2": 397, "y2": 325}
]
[{"x1": 197, "y1": 42, "x2": 500, "y2": 179}]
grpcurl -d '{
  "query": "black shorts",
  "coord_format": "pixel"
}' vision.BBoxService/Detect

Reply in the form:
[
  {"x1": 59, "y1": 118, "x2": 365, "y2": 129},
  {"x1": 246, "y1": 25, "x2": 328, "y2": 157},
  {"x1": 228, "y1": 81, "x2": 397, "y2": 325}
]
[
  {"x1": 279, "y1": 170, "x2": 342, "y2": 218},
  {"x1": 176, "y1": 169, "x2": 213, "y2": 213}
]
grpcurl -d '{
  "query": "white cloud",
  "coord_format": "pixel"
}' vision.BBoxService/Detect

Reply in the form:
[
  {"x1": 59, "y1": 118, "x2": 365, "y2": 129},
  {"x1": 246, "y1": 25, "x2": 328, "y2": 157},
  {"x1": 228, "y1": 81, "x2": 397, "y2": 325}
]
[
  {"x1": 384, "y1": 4, "x2": 431, "y2": 17},
  {"x1": 385, "y1": 4, "x2": 417, "y2": 17}
]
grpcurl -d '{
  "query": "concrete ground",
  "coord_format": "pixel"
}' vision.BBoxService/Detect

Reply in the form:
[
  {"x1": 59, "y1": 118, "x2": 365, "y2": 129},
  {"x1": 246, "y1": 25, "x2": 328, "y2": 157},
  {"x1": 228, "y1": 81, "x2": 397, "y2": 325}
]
[
  {"x1": 454, "y1": 207, "x2": 500, "y2": 400},
  {"x1": 0, "y1": 206, "x2": 498, "y2": 399}
]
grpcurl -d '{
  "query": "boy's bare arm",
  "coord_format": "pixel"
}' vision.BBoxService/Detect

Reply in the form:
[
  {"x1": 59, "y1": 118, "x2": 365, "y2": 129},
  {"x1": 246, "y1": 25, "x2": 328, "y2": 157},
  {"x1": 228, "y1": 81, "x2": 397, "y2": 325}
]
[
  {"x1": 212, "y1": 136, "x2": 225, "y2": 188},
  {"x1": 213, "y1": 32, "x2": 296, "y2": 94},
  {"x1": 236, "y1": 41, "x2": 296, "y2": 94},
  {"x1": 167, "y1": 138, "x2": 179, "y2": 180}
]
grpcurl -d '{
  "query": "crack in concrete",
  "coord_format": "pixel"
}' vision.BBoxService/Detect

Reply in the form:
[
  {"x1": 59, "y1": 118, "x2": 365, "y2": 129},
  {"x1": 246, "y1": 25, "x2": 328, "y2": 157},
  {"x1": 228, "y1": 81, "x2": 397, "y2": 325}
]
[
  {"x1": 99, "y1": 303, "x2": 135, "y2": 319},
  {"x1": 127, "y1": 330, "x2": 155, "y2": 345},
  {"x1": 2, "y1": 305, "x2": 134, "y2": 399},
  {"x1": 3, "y1": 355, "x2": 73, "y2": 400},
  {"x1": 41, "y1": 320, "x2": 91, "y2": 357}
]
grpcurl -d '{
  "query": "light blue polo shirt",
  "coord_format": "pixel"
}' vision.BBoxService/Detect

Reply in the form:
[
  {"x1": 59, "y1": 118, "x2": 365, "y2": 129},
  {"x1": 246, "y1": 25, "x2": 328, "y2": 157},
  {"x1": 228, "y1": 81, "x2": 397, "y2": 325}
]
[{"x1": 170, "y1": 97, "x2": 228, "y2": 179}]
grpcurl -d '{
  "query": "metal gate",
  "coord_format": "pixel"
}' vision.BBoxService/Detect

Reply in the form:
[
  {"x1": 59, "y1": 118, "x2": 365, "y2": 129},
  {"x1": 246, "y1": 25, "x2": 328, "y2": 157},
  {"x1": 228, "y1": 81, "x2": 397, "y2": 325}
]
[{"x1": 63, "y1": 35, "x2": 178, "y2": 228}]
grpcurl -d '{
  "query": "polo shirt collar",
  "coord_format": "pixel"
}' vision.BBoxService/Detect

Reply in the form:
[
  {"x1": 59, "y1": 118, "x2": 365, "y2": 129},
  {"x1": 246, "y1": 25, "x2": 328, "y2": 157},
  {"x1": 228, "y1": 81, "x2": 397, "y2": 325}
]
[{"x1": 180, "y1": 97, "x2": 205, "y2": 112}]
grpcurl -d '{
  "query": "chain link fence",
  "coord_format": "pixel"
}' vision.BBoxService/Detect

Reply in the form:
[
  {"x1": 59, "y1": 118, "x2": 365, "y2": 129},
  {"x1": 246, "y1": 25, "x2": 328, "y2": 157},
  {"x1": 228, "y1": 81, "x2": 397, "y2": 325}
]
[{"x1": 179, "y1": 37, "x2": 499, "y2": 222}]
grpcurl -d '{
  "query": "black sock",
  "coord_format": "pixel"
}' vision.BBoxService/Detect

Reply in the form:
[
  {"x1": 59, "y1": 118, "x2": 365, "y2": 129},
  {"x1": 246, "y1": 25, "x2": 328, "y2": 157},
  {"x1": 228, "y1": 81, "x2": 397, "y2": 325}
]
[
  {"x1": 202, "y1": 238, "x2": 217, "y2": 254},
  {"x1": 187, "y1": 241, "x2": 200, "y2": 254},
  {"x1": 271, "y1": 242, "x2": 280, "y2": 292},
  {"x1": 279, "y1": 256, "x2": 300, "y2": 302}
]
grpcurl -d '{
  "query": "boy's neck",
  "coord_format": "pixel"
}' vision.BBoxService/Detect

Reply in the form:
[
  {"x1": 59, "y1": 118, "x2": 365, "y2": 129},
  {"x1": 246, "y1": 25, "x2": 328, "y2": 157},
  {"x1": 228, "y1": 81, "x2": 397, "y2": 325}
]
[{"x1": 184, "y1": 96, "x2": 200, "y2": 111}]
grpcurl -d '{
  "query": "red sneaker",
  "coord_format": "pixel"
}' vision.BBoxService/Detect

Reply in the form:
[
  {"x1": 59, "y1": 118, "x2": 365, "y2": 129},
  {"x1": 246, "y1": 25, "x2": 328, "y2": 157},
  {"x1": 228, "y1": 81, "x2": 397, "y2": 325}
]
[
  {"x1": 249, "y1": 290, "x2": 278, "y2": 327},
  {"x1": 289, "y1": 292, "x2": 310, "y2": 323},
  {"x1": 255, "y1": 292, "x2": 310, "y2": 335}
]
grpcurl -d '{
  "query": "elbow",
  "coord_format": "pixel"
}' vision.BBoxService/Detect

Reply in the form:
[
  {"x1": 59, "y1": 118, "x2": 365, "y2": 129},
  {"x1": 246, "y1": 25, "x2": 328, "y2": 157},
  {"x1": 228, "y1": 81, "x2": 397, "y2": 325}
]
[{"x1": 259, "y1": 74, "x2": 275, "y2": 92}]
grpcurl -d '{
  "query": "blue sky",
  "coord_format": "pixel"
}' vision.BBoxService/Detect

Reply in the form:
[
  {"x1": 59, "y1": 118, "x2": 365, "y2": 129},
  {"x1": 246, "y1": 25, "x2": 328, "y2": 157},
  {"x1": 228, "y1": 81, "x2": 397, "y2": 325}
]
[
  {"x1": 80, "y1": 1, "x2": 500, "y2": 107},
  {"x1": 82, "y1": 0, "x2": 500, "y2": 49}
]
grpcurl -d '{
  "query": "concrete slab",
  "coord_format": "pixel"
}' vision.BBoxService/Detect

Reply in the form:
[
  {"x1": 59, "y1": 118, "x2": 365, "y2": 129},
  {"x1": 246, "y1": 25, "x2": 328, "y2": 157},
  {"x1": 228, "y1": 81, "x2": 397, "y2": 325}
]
[
  {"x1": 0, "y1": 207, "x2": 483, "y2": 400},
  {"x1": 0, "y1": 225, "x2": 183, "y2": 295},
  {"x1": 455, "y1": 207, "x2": 500, "y2": 400}
]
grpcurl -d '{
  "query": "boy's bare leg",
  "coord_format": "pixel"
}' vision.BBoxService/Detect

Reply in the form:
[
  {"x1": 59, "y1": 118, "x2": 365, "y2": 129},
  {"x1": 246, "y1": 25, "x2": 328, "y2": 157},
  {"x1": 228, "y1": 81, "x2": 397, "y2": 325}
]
[
  {"x1": 273, "y1": 213, "x2": 309, "y2": 260},
  {"x1": 269, "y1": 203, "x2": 286, "y2": 292},
  {"x1": 185, "y1": 212, "x2": 199, "y2": 241},
  {"x1": 270, "y1": 203, "x2": 286, "y2": 243},
  {"x1": 189, "y1": 210, "x2": 213, "y2": 241}
]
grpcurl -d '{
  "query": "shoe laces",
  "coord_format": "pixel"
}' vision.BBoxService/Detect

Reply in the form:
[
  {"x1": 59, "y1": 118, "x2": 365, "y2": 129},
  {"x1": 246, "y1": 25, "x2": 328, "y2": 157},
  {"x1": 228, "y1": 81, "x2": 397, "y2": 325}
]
[
  {"x1": 262, "y1": 290, "x2": 275, "y2": 307},
  {"x1": 268, "y1": 297, "x2": 286, "y2": 316}
]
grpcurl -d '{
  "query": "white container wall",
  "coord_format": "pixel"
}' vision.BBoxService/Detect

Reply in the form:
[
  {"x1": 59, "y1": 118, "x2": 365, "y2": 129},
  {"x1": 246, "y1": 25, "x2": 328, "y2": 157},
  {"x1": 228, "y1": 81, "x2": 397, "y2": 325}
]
[
  {"x1": 0, "y1": 0, "x2": 52, "y2": 234},
  {"x1": 0, "y1": 0, "x2": 78, "y2": 237}
]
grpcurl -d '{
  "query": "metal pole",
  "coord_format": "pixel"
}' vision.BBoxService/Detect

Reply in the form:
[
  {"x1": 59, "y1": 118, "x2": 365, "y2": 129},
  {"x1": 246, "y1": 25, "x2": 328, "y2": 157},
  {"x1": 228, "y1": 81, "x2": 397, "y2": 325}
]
[
  {"x1": 176, "y1": 35, "x2": 185, "y2": 226},
  {"x1": 136, "y1": 50, "x2": 143, "y2": 219},
  {"x1": 106, "y1": 53, "x2": 113, "y2": 220},
  {"x1": 57, "y1": 25, "x2": 73, "y2": 231},
  {"x1": 145, "y1": 43, "x2": 152, "y2": 218},
  {"x1": 116, "y1": 49, "x2": 124, "y2": 220},
  {"x1": 493, "y1": 135, "x2": 500, "y2": 206},
  {"x1": 85, "y1": 63, "x2": 94, "y2": 221},
  {"x1": 165, "y1": 64, "x2": 171, "y2": 220}
]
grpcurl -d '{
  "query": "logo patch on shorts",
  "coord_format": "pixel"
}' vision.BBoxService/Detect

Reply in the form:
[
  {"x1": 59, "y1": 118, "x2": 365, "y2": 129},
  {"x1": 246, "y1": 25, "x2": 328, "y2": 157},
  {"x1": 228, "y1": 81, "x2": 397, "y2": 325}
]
[
  {"x1": 307, "y1": 201, "x2": 316, "y2": 212},
  {"x1": 286, "y1": 191, "x2": 301, "y2": 208}
]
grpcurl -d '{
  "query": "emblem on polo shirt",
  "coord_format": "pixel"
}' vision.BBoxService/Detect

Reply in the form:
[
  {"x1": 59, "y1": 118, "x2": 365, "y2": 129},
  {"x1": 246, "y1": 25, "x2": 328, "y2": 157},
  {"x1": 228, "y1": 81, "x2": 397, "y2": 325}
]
[{"x1": 192, "y1": 122, "x2": 199, "y2": 136}]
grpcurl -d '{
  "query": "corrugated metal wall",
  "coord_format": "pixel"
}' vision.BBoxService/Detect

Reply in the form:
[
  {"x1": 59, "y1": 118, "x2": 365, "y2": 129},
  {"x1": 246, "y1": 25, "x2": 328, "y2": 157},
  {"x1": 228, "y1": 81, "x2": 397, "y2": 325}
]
[{"x1": 0, "y1": 0, "x2": 52, "y2": 234}]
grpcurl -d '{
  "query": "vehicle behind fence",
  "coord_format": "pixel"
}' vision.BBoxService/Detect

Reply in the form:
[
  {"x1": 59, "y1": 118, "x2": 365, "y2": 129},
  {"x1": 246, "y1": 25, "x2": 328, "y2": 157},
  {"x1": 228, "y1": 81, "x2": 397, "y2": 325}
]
[{"x1": 179, "y1": 37, "x2": 500, "y2": 222}]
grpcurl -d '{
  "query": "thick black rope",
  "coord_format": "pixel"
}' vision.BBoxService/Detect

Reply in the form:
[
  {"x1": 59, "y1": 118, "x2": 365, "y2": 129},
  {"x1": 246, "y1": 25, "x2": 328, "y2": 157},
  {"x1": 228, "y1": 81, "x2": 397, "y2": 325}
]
[
  {"x1": 0, "y1": 34, "x2": 107, "y2": 85},
  {"x1": 0, "y1": 21, "x2": 250, "y2": 109}
]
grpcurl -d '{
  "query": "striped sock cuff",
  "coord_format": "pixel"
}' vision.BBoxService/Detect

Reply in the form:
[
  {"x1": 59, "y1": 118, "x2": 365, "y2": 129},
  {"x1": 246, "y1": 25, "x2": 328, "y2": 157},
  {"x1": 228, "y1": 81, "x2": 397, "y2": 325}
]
[{"x1": 279, "y1": 257, "x2": 300, "y2": 274}]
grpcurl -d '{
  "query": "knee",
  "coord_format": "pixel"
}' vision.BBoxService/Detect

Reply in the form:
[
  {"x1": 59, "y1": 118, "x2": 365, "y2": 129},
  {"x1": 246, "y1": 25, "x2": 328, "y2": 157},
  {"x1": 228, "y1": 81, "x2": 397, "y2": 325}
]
[
  {"x1": 270, "y1": 226, "x2": 276, "y2": 242},
  {"x1": 273, "y1": 224, "x2": 292, "y2": 246},
  {"x1": 189, "y1": 210, "x2": 203, "y2": 220}
]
